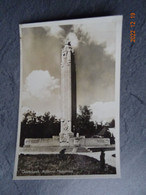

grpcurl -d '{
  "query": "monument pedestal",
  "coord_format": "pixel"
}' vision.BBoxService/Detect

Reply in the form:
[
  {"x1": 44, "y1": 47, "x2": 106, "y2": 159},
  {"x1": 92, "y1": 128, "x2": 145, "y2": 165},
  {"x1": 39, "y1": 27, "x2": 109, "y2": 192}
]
[{"x1": 59, "y1": 132, "x2": 74, "y2": 146}]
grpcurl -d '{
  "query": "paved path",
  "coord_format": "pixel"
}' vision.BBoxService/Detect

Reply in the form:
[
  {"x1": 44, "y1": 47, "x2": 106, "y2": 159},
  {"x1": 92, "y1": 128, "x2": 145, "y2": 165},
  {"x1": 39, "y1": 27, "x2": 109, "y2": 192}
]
[{"x1": 78, "y1": 151, "x2": 116, "y2": 167}]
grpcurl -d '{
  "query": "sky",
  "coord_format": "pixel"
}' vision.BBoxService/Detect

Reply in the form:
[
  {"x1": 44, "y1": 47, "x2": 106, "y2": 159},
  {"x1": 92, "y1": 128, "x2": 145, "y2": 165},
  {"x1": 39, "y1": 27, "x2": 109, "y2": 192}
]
[{"x1": 21, "y1": 17, "x2": 117, "y2": 122}]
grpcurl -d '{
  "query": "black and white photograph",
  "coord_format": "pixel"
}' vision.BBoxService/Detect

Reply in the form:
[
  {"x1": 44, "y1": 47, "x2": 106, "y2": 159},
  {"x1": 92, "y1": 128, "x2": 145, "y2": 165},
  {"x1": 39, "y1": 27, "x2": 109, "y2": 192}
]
[{"x1": 14, "y1": 16, "x2": 122, "y2": 179}]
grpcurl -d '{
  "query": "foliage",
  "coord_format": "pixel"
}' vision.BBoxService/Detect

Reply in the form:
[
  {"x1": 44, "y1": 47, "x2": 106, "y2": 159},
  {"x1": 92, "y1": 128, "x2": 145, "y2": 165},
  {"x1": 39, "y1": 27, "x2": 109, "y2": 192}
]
[
  {"x1": 20, "y1": 107, "x2": 116, "y2": 146},
  {"x1": 76, "y1": 105, "x2": 97, "y2": 137},
  {"x1": 20, "y1": 111, "x2": 60, "y2": 146},
  {"x1": 109, "y1": 119, "x2": 115, "y2": 128}
]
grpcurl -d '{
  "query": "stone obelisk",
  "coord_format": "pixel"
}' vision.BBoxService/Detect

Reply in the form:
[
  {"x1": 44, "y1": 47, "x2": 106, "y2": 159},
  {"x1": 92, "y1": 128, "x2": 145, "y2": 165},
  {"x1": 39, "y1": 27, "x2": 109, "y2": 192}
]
[{"x1": 59, "y1": 41, "x2": 76, "y2": 145}]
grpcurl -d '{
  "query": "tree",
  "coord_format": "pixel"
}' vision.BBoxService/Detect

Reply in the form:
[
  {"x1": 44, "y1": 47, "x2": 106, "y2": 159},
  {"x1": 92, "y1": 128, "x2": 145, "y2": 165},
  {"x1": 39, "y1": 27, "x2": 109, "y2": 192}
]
[
  {"x1": 20, "y1": 110, "x2": 60, "y2": 147},
  {"x1": 76, "y1": 105, "x2": 96, "y2": 137},
  {"x1": 79, "y1": 105, "x2": 93, "y2": 121},
  {"x1": 109, "y1": 119, "x2": 115, "y2": 128},
  {"x1": 103, "y1": 129, "x2": 111, "y2": 138},
  {"x1": 42, "y1": 112, "x2": 51, "y2": 123},
  {"x1": 22, "y1": 110, "x2": 37, "y2": 125}
]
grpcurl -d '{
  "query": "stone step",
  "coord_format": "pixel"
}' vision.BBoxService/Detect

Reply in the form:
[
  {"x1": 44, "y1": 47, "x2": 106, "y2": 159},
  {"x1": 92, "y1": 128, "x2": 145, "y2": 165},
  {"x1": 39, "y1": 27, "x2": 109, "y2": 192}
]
[
  {"x1": 61, "y1": 147, "x2": 73, "y2": 153},
  {"x1": 76, "y1": 147, "x2": 90, "y2": 152},
  {"x1": 21, "y1": 146, "x2": 74, "y2": 153}
]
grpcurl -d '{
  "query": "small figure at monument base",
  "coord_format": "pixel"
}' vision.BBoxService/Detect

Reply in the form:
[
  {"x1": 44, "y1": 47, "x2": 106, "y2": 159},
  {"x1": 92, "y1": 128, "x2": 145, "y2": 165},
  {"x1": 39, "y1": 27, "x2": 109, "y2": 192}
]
[{"x1": 100, "y1": 149, "x2": 105, "y2": 170}]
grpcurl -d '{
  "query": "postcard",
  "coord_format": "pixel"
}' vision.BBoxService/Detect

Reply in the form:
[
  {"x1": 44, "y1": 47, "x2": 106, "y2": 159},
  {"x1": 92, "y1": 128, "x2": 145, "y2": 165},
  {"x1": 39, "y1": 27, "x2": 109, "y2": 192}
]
[{"x1": 14, "y1": 16, "x2": 122, "y2": 179}]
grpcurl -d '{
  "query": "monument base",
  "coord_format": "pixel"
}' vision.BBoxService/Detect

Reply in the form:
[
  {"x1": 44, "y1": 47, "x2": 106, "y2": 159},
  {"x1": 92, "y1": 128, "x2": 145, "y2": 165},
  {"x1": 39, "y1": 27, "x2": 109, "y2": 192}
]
[{"x1": 24, "y1": 136, "x2": 111, "y2": 148}]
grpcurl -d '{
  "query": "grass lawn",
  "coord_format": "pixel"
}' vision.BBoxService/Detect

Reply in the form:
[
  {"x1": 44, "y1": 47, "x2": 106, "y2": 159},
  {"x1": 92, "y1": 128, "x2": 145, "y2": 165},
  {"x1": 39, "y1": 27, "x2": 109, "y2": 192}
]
[{"x1": 17, "y1": 154, "x2": 116, "y2": 176}]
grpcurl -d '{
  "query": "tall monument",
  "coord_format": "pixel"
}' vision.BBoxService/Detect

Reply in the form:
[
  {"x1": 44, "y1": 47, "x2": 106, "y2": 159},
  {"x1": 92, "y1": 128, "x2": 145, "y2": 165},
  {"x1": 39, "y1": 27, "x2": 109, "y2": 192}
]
[{"x1": 59, "y1": 41, "x2": 76, "y2": 145}]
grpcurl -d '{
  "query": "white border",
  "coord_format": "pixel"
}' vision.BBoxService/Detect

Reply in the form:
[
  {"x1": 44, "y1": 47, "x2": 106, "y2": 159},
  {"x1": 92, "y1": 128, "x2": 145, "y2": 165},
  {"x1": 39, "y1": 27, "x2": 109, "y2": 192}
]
[
  {"x1": 13, "y1": 15, "x2": 123, "y2": 180},
  {"x1": 115, "y1": 16, "x2": 123, "y2": 178}
]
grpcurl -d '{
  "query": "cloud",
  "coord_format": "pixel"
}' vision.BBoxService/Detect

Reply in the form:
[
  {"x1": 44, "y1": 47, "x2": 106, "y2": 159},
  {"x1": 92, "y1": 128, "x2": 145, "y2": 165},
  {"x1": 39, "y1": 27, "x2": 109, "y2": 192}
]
[
  {"x1": 43, "y1": 25, "x2": 65, "y2": 39},
  {"x1": 90, "y1": 101, "x2": 115, "y2": 122},
  {"x1": 65, "y1": 32, "x2": 79, "y2": 48},
  {"x1": 73, "y1": 21, "x2": 116, "y2": 57},
  {"x1": 42, "y1": 20, "x2": 116, "y2": 57},
  {"x1": 24, "y1": 70, "x2": 59, "y2": 99},
  {"x1": 43, "y1": 25, "x2": 79, "y2": 49},
  {"x1": 21, "y1": 19, "x2": 117, "y2": 117}
]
